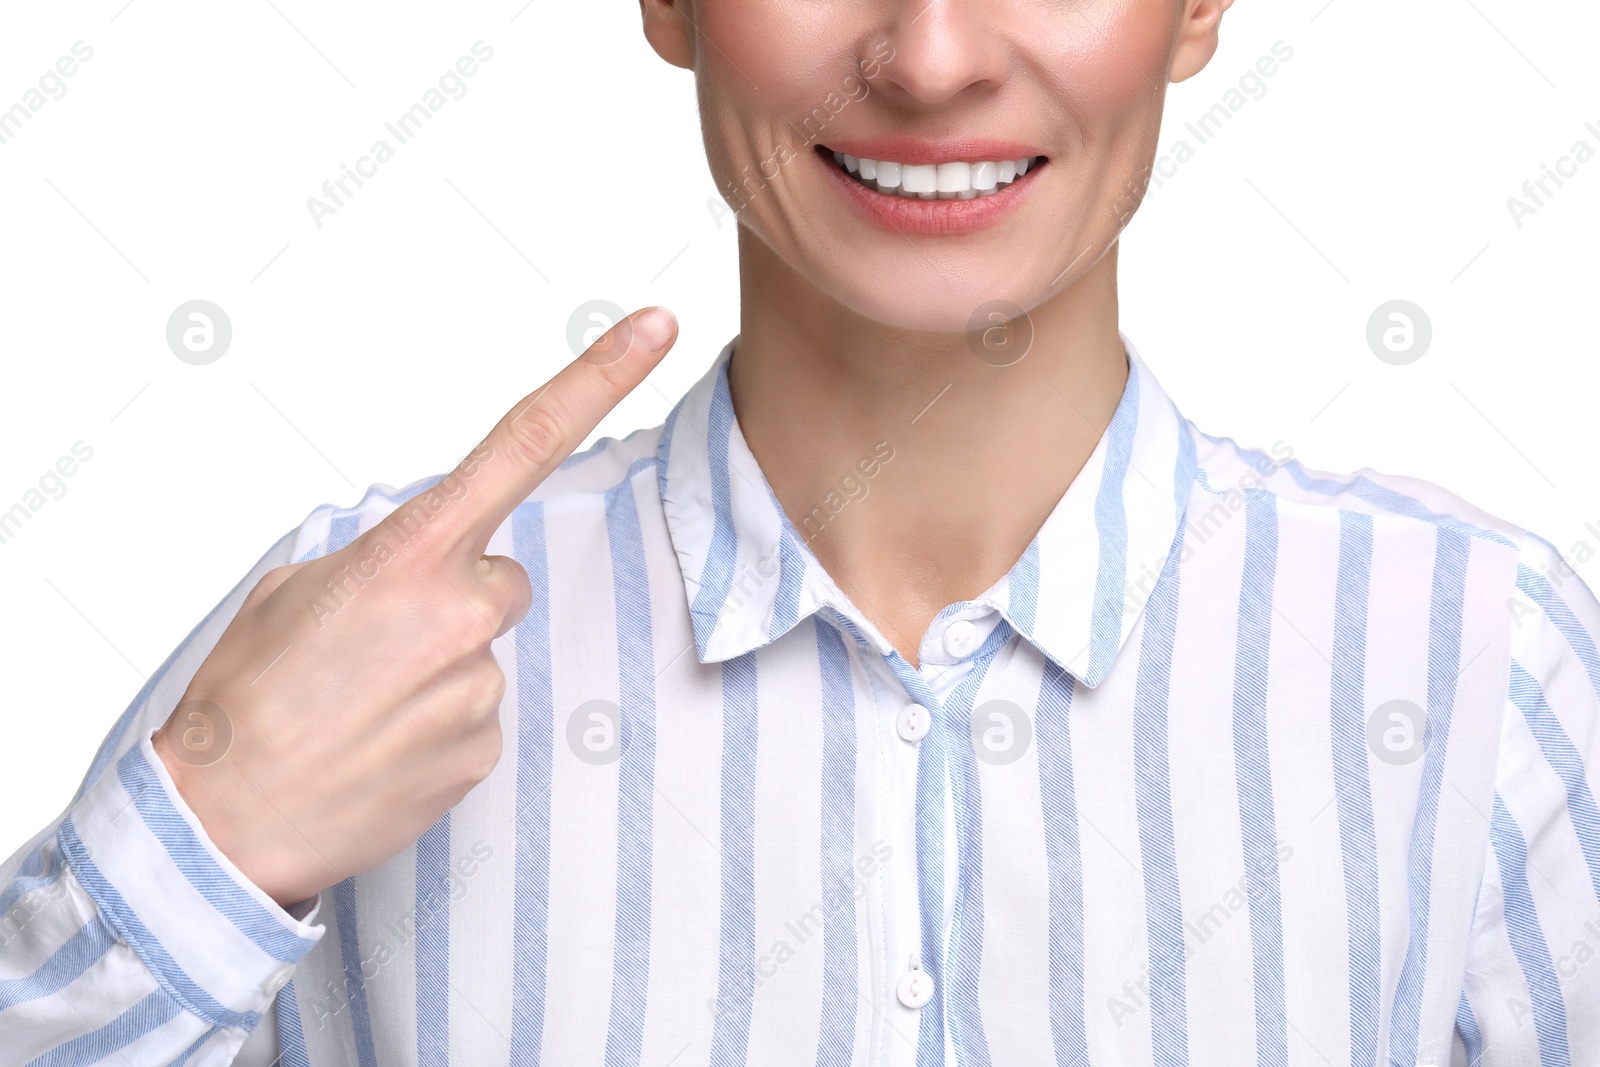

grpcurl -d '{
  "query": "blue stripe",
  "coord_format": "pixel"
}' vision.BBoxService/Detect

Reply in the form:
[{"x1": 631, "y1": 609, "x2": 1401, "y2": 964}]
[
  {"x1": 1456, "y1": 992, "x2": 1483, "y2": 1066},
  {"x1": 510, "y1": 501, "x2": 554, "y2": 1067},
  {"x1": 655, "y1": 391, "x2": 682, "y2": 509},
  {"x1": 0, "y1": 915, "x2": 117, "y2": 1008},
  {"x1": 1086, "y1": 364, "x2": 1141, "y2": 686},
  {"x1": 911, "y1": 656, "x2": 949, "y2": 1067},
  {"x1": 327, "y1": 513, "x2": 362, "y2": 553},
  {"x1": 814, "y1": 620, "x2": 858, "y2": 1067},
  {"x1": 114, "y1": 745, "x2": 316, "y2": 963},
  {"x1": 1517, "y1": 565, "x2": 1600, "y2": 702},
  {"x1": 1273, "y1": 457, "x2": 1514, "y2": 550},
  {"x1": 689, "y1": 363, "x2": 741, "y2": 645},
  {"x1": 277, "y1": 978, "x2": 312, "y2": 1067},
  {"x1": 1488, "y1": 794, "x2": 1571, "y2": 1066},
  {"x1": 415, "y1": 813, "x2": 451, "y2": 1067},
  {"x1": 24, "y1": 988, "x2": 182, "y2": 1067},
  {"x1": 944, "y1": 640, "x2": 1008, "y2": 1067},
  {"x1": 1172, "y1": 412, "x2": 1198, "y2": 525},
  {"x1": 332, "y1": 879, "x2": 379, "y2": 1067},
  {"x1": 709, "y1": 653, "x2": 759, "y2": 1066},
  {"x1": 1231, "y1": 489, "x2": 1285, "y2": 1065},
  {"x1": 171, "y1": 1029, "x2": 213, "y2": 1066},
  {"x1": 0, "y1": 841, "x2": 59, "y2": 928},
  {"x1": 1008, "y1": 540, "x2": 1041, "y2": 636},
  {"x1": 1508, "y1": 660, "x2": 1600, "y2": 904},
  {"x1": 769, "y1": 527, "x2": 806, "y2": 641},
  {"x1": 54, "y1": 819, "x2": 262, "y2": 1030},
  {"x1": 1035, "y1": 660, "x2": 1087, "y2": 1066},
  {"x1": 1329, "y1": 510, "x2": 1381, "y2": 1066},
  {"x1": 1387, "y1": 526, "x2": 1473, "y2": 1062},
  {"x1": 1131, "y1": 527, "x2": 1188, "y2": 1064},
  {"x1": 603, "y1": 468, "x2": 659, "y2": 1067}
]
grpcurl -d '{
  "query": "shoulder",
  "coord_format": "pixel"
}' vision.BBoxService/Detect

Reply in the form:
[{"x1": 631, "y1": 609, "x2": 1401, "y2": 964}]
[
  {"x1": 281, "y1": 424, "x2": 667, "y2": 562},
  {"x1": 1187, "y1": 424, "x2": 1600, "y2": 707},
  {"x1": 1184, "y1": 423, "x2": 1600, "y2": 652},
  {"x1": 1187, "y1": 423, "x2": 1568, "y2": 567}
]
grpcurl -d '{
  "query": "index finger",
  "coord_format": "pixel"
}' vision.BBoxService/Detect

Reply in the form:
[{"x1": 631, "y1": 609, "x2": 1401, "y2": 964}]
[{"x1": 386, "y1": 306, "x2": 678, "y2": 560}]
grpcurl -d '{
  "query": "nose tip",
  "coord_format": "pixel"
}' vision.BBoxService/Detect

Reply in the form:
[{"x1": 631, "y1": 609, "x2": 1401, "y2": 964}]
[{"x1": 872, "y1": 2, "x2": 1009, "y2": 106}]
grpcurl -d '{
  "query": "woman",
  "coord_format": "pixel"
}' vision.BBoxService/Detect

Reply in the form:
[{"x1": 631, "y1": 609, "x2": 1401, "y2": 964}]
[{"x1": 3, "y1": 1, "x2": 1595, "y2": 1064}]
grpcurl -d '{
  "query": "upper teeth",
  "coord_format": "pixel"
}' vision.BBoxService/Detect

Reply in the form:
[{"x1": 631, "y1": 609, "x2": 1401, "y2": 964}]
[{"x1": 831, "y1": 150, "x2": 1040, "y2": 199}]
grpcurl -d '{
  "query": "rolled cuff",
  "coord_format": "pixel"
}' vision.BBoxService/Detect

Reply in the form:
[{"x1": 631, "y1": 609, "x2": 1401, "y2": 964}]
[{"x1": 57, "y1": 731, "x2": 325, "y2": 1029}]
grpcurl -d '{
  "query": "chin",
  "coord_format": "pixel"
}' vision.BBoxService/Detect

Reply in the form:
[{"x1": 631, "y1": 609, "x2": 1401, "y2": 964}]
[{"x1": 790, "y1": 243, "x2": 1075, "y2": 339}]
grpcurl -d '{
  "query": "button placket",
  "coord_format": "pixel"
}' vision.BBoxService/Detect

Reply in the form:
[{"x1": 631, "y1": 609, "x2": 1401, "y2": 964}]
[{"x1": 853, "y1": 631, "x2": 928, "y2": 1059}]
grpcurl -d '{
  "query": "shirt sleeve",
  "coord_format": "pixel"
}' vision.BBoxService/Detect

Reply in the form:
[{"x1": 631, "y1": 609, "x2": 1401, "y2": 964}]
[
  {"x1": 0, "y1": 508, "x2": 335, "y2": 1066},
  {"x1": 1456, "y1": 539, "x2": 1600, "y2": 1065}
]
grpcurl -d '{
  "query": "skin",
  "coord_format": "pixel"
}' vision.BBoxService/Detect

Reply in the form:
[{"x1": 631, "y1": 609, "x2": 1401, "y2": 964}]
[
  {"x1": 156, "y1": 1, "x2": 1233, "y2": 906},
  {"x1": 641, "y1": 0, "x2": 1233, "y2": 665},
  {"x1": 154, "y1": 309, "x2": 682, "y2": 906}
]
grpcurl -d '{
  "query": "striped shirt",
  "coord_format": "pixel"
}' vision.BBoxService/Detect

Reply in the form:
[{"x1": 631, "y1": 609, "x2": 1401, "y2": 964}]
[{"x1": 3, "y1": 333, "x2": 1598, "y2": 1067}]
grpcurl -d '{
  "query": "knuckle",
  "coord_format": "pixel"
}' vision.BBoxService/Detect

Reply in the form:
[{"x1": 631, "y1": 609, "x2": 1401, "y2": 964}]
[
  {"x1": 475, "y1": 659, "x2": 508, "y2": 711},
  {"x1": 470, "y1": 724, "x2": 504, "y2": 783},
  {"x1": 495, "y1": 556, "x2": 531, "y2": 591},
  {"x1": 435, "y1": 691, "x2": 484, "y2": 740},
  {"x1": 503, "y1": 402, "x2": 566, "y2": 470},
  {"x1": 491, "y1": 560, "x2": 533, "y2": 629},
  {"x1": 437, "y1": 654, "x2": 504, "y2": 737}
]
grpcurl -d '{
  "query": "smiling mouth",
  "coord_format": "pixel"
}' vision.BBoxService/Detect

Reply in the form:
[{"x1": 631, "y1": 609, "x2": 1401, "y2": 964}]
[{"x1": 818, "y1": 144, "x2": 1045, "y2": 200}]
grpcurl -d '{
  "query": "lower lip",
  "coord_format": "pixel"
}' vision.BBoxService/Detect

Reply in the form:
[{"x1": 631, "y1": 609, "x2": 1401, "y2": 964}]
[{"x1": 817, "y1": 146, "x2": 1044, "y2": 237}]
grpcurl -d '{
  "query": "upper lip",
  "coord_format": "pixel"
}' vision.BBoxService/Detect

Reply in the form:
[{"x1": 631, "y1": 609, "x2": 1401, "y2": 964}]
[{"x1": 819, "y1": 137, "x2": 1046, "y2": 166}]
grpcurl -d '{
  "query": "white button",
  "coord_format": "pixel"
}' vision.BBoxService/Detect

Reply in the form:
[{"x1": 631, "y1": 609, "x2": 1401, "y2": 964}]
[
  {"x1": 942, "y1": 618, "x2": 980, "y2": 659},
  {"x1": 896, "y1": 965, "x2": 934, "y2": 1009},
  {"x1": 896, "y1": 703, "x2": 930, "y2": 742}
]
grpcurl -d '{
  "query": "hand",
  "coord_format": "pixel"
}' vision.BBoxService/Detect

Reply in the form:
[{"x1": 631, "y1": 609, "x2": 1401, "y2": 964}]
[{"x1": 152, "y1": 307, "x2": 679, "y2": 907}]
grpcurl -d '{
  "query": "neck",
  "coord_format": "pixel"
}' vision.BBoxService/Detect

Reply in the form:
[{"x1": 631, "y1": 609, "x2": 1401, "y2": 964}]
[{"x1": 727, "y1": 226, "x2": 1129, "y2": 667}]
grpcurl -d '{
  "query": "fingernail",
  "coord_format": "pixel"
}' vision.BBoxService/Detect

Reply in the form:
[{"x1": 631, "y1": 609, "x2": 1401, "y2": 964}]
[{"x1": 633, "y1": 307, "x2": 676, "y2": 352}]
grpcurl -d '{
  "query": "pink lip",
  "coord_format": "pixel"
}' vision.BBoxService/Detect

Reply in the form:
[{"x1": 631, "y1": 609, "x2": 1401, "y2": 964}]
[
  {"x1": 821, "y1": 137, "x2": 1045, "y2": 166},
  {"x1": 815, "y1": 145, "x2": 1045, "y2": 237}
]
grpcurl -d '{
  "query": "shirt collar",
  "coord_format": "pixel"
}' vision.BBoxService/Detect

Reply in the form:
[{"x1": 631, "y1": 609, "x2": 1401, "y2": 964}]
[{"x1": 656, "y1": 332, "x2": 1198, "y2": 688}]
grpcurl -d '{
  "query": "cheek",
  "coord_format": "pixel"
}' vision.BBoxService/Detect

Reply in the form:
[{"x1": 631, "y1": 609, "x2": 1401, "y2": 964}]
[
  {"x1": 695, "y1": 4, "x2": 853, "y2": 107},
  {"x1": 695, "y1": 4, "x2": 883, "y2": 199},
  {"x1": 1044, "y1": 0, "x2": 1173, "y2": 125}
]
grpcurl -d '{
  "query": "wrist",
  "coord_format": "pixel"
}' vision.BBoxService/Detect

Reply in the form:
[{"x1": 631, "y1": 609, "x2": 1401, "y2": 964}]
[{"x1": 152, "y1": 728, "x2": 317, "y2": 909}]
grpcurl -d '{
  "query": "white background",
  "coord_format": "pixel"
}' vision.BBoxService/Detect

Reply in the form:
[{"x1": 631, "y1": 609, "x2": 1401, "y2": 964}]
[{"x1": 1, "y1": 0, "x2": 1596, "y2": 851}]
